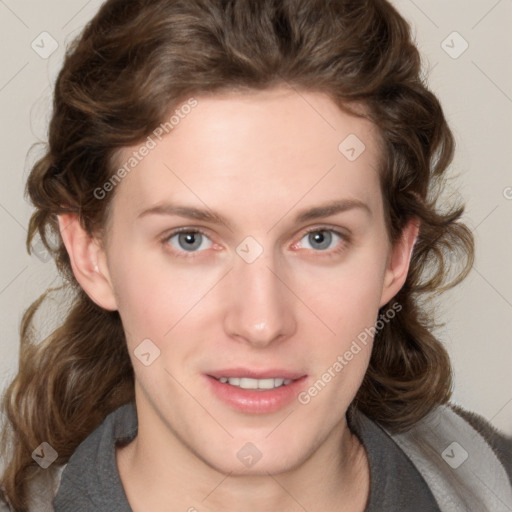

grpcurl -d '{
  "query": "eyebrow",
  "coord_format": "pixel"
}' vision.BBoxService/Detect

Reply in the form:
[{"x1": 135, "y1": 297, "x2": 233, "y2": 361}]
[{"x1": 136, "y1": 198, "x2": 371, "y2": 229}]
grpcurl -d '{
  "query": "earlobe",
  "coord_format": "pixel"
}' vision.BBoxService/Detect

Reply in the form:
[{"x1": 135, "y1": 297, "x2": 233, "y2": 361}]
[
  {"x1": 379, "y1": 218, "x2": 420, "y2": 308},
  {"x1": 57, "y1": 213, "x2": 118, "y2": 311}
]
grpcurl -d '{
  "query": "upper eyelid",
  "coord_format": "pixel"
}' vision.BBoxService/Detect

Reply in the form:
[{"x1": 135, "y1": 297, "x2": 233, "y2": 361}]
[
  {"x1": 164, "y1": 224, "x2": 348, "y2": 236},
  {"x1": 163, "y1": 224, "x2": 346, "y2": 238},
  {"x1": 301, "y1": 226, "x2": 347, "y2": 237},
  {"x1": 161, "y1": 226, "x2": 210, "y2": 238}
]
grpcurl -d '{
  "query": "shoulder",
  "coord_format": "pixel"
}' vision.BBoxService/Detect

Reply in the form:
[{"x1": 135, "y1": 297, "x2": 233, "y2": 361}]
[
  {"x1": 448, "y1": 402, "x2": 512, "y2": 478},
  {"x1": 386, "y1": 402, "x2": 512, "y2": 512},
  {"x1": 1, "y1": 463, "x2": 67, "y2": 512},
  {"x1": 20, "y1": 402, "x2": 136, "y2": 511}
]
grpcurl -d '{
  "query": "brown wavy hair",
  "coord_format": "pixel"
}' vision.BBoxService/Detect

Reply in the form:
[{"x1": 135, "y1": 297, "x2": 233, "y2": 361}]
[{"x1": 0, "y1": 0, "x2": 474, "y2": 509}]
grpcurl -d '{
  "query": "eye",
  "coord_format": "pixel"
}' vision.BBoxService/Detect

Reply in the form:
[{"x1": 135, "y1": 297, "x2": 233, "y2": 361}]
[
  {"x1": 163, "y1": 229, "x2": 213, "y2": 255},
  {"x1": 297, "y1": 228, "x2": 346, "y2": 253}
]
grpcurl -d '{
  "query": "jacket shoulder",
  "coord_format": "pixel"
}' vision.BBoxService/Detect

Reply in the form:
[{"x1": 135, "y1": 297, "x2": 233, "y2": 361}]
[
  {"x1": 26, "y1": 463, "x2": 67, "y2": 512},
  {"x1": 386, "y1": 402, "x2": 512, "y2": 512},
  {"x1": 448, "y1": 402, "x2": 512, "y2": 483}
]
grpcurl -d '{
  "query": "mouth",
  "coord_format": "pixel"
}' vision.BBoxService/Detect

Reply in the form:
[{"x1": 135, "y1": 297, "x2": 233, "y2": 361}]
[{"x1": 204, "y1": 369, "x2": 308, "y2": 414}]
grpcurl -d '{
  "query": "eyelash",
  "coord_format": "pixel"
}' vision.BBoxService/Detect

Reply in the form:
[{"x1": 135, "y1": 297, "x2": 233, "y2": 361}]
[{"x1": 160, "y1": 226, "x2": 350, "y2": 260}]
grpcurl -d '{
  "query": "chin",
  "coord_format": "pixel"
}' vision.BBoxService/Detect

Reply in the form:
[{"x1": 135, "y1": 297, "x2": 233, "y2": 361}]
[{"x1": 198, "y1": 440, "x2": 309, "y2": 476}]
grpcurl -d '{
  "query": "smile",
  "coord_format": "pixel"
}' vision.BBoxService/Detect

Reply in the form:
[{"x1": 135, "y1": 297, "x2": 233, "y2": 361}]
[
  {"x1": 205, "y1": 374, "x2": 308, "y2": 414},
  {"x1": 215, "y1": 377, "x2": 294, "y2": 390}
]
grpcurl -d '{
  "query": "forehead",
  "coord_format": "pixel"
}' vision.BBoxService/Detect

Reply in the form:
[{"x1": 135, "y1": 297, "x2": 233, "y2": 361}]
[{"x1": 108, "y1": 87, "x2": 383, "y2": 225}]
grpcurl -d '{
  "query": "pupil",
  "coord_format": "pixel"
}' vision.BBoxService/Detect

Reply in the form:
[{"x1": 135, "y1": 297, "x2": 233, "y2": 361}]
[
  {"x1": 309, "y1": 231, "x2": 331, "y2": 250},
  {"x1": 179, "y1": 232, "x2": 202, "y2": 251}
]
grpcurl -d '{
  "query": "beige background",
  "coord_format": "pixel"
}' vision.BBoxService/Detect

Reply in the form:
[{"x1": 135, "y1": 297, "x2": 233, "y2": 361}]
[{"x1": 0, "y1": 0, "x2": 511, "y2": 435}]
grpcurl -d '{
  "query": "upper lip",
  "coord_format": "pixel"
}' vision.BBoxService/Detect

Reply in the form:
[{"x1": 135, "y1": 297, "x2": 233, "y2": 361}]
[{"x1": 207, "y1": 368, "x2": 307, "y2": 380}]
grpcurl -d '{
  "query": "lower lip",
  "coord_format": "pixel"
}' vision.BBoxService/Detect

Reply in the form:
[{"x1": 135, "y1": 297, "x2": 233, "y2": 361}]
[{"x1": 204, "y1": 375, "x2": 308, "y2": 414}]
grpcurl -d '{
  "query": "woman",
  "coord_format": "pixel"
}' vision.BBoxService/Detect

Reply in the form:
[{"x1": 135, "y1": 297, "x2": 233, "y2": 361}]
[{"x1": 1, "y1": 0, "x2": 510, "y2": 511}]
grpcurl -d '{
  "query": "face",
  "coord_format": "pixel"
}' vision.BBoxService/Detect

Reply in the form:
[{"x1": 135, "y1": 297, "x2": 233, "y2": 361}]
[{"x1": 72, "y1": 86, "x2": 414, "y2": 475}]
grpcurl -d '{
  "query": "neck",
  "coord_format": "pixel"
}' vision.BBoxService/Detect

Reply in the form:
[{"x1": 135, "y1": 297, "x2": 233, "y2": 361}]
[{"x1": 116, "y1": 401, "x2": 369, "y2": 512}]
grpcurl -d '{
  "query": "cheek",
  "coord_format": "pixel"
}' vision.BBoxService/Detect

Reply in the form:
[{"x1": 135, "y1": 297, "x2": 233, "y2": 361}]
[
  {"x1": 109, "y1": 248, "x2": 219, "y2": 359},
  {"x1": 302, "y1": 250, "x2": 388, "y2": 327},
  {"x1": 107, "y1": 244, "x2": 172, "y2": 336}
]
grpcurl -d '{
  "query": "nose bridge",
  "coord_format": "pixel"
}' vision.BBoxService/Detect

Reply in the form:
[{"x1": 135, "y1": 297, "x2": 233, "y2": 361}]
[{"x1": 223, "y1": 246, "x2": 296, "y2": 346}]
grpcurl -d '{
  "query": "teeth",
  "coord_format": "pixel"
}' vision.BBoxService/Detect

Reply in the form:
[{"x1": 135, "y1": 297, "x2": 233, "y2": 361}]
[{"x1": 218, "y1": 377, "x2": 293, "y2": 390}]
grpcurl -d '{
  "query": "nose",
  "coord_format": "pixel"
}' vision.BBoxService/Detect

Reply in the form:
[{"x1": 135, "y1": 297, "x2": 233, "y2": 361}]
[{"x1": 223, "y1": 251, "x2": 297, "y2": 348}]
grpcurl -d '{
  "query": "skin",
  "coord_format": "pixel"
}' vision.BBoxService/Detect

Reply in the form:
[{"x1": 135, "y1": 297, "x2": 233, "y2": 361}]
[{"x1": 58, "y1": 86, "x2": 418, "y2": 512}]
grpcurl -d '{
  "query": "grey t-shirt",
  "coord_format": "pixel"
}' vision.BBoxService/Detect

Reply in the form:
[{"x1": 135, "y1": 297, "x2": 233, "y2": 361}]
[{"x1": 53, "y1": 402, "x2": 441, "y2": 511}]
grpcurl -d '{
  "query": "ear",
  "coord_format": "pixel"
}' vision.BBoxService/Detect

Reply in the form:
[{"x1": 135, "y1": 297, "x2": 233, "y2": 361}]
[
  {"x1": 379, "y1": 218, "x2": 420, "y2": 308},
  {"x1": 57, "y1": 213, "x2": 118, "y2": 311}
]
